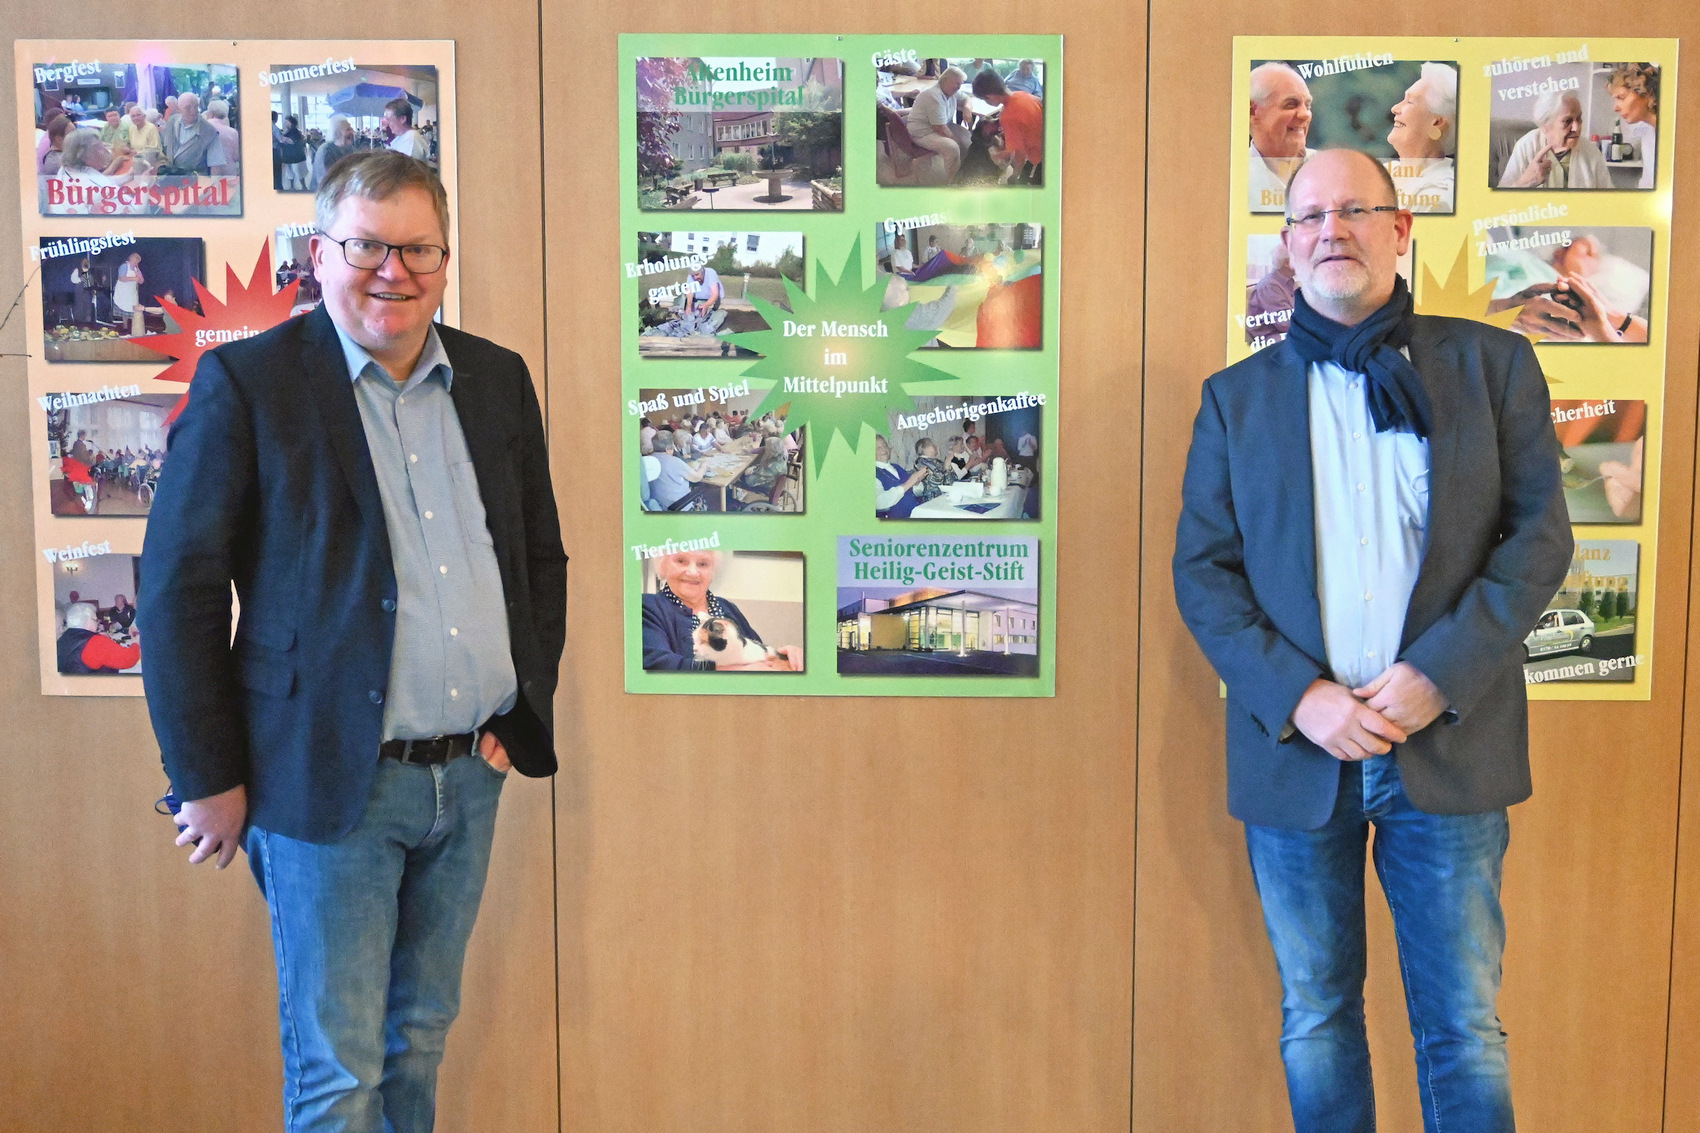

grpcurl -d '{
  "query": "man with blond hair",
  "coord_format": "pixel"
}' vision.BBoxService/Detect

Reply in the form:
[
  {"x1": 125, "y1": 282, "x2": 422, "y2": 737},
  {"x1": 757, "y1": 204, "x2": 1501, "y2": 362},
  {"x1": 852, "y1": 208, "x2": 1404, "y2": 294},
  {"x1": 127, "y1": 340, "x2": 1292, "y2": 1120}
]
[{"x1": 143, "y1": 150, "x2": 566, "y2": 1132}]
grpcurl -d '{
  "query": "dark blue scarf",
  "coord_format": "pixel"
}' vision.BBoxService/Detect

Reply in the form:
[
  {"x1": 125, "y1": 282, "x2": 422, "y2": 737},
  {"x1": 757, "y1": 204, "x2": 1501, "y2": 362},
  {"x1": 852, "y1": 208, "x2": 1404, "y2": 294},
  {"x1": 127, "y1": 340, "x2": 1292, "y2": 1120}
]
[{"x1": 1287, "y1": 276, "x2": 1433, "y2": 438}]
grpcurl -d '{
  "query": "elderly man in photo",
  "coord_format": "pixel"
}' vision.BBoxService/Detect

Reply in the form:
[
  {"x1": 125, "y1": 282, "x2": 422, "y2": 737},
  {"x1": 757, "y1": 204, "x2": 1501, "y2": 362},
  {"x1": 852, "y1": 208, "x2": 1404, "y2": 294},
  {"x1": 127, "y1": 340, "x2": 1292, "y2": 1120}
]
[
  {"x1": 384, "y1": 97, "x2": 428, "y2": 160},
  {"x1": 1174, "y1": 148, "x2": 1572, "y2": 1133},
  {"x1": 142, "y1": 150, "x2": 566, "y2": 1133},
  {"x1": 905, "y1": 65, "x2": 972, "y2": 182},
  {"x1": 1249, "y1": 61, "x2": 1314, "y2": 210},
  {"x1": 160, "y1": 92, "x2": 231, "y2": 176},
  {"x1": 125, "y1": 102, "x2": 161, "y2": 165}
]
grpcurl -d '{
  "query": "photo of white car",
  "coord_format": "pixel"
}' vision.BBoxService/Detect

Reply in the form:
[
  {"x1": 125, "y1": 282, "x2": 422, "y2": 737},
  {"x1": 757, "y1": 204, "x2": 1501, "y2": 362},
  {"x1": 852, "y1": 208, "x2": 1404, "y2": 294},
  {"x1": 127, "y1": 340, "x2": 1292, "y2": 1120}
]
[{"x1": 1524, "y1": 608, "x2": 1595, "y2": 660}]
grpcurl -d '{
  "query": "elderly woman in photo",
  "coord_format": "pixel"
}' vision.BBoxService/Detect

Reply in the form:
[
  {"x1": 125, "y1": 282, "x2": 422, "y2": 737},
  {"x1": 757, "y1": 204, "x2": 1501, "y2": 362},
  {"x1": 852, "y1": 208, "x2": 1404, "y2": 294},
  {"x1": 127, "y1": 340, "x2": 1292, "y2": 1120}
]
[
  {"x1": 1500, "y1": 88, "x2": 1611, "y2": 189},
  {"x1": 1386, "y1": 62, "x2": 1457, "y2": 211},
  {"x1": 1608, "y1": 63, "x2": 1659, "y2": 189},
  {"x1": 52, "y1": 129, "x2": 142, "y2": 214},
  {"x1": 641, "y1": 551, "x2": 803, "y2": 671}
]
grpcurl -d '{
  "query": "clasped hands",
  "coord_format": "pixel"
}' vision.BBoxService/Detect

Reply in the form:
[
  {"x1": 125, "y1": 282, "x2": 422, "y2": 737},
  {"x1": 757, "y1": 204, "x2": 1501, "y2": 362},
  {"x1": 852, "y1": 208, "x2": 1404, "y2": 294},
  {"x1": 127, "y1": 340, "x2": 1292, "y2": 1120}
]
[{"x1": 1291, "y1": 662, "x2": 1448, "y2": 763}]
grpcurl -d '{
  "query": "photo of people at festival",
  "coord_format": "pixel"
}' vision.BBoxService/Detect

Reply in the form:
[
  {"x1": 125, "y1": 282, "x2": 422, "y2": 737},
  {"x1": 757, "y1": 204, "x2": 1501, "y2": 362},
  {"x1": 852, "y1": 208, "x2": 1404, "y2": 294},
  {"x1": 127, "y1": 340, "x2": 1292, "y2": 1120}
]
[
  {"x1": 641, "y1": 548, "x2": 805, "y2": 671},
  {"x1": 268, "y1": 64, "x2": 440, "y2": 191},
  {"x1": 1248, "y1": 59, "x2": 1458, "y2": 213},
  {"x1": 46, "y1": 393, "x2": 178, "y2": 517},
  {"x1": 637, "y1": 57, "x2": 843, "y2": 211},
  {"x1": 1490, "y1": 62, "x2": 1660, "y2": 190},
  {"x1": 636, "y1": 231, "x2": 804, "y2": 357},
  {"x1": 1552, "y1": 399, "x2": 1646, "y2": 525},
  {"x1": 274, "y1": 225, "x2": 323, "y2": 316},
  {"x1": 874, "y1": 57, "x2": 1045, "y2": 187},
  {"x1": 836, "y1": 537, "x2": 1039, "y2": 677},
  {"x1": 1485, "y1": 226, "x2": 1653, "y2": 344},
  {"x1": 876, "y1": 396, "x2": 1042, "y2": 520},
  {"x1": 39, "y1": 236, "x2": 204, "y2": 362},
  {"x1": 52, "y1": 554, "x2": 143, "y2": 675},
  {"x1": 876, "y1": 222, "x2": 1042, "y2": 349},
  {"x1": 1243, "y1": 234, "x2": 1413, "y2": 349},
  {"x1": 636, "y1": 389, "x2": 804, "y2": 513},
  {"x1": 32, "y1": 60, "x2": 241, "y2": 216}
]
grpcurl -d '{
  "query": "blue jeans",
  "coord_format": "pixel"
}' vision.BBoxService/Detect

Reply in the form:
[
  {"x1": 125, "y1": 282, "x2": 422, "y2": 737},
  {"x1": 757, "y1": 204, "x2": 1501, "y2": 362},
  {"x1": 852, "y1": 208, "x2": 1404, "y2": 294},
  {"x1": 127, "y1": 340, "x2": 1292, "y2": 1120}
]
[
  {"x1": 245, "y1": 752, "x2": 506, "y2": 1133},
  {"x1": 1245, "y1": 757, "x2": 1514, "y2": 1133}
]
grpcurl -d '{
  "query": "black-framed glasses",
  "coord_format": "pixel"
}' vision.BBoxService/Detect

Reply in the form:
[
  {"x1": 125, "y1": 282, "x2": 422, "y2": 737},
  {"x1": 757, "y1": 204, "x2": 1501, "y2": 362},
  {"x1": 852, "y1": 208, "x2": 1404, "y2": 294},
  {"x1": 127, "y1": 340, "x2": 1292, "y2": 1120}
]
[
  {"x1": 321, "y1": 234, "x2": 449, "y2": 274},
  {"x1": 1284, "y1": 205, "x2": 1401, "y2": 232}
]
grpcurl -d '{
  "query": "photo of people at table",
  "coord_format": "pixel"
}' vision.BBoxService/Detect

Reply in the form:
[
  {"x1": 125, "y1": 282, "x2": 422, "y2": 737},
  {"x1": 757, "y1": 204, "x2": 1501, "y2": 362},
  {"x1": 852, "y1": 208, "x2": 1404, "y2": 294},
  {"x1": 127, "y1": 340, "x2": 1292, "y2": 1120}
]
[
  {"x1": 1490, "y1": 62, "x2": 1660, "y2": 190},
  {"x1": 39, "y1": 237, "x2": 204, "y2": 362},
  {"x1": 876, "y1": 223, "x2": 1042, "y2": 349},
  {"x1": 876, "y1": 397, "x2": 1041, "y2": 520},
  {"x1": 875, "y1": 57, "x2": 1045, "y2": 187},
  {"x1": 637, "y1": 390, "x2": 804, "y2": 513},
  {"x1": 1552, "y1": 399, "x2": 1646, "y2": 525},
  {"x1": 636, "y1": 57, "x2": 844, "y2": 211},
  {"x1": 52, "y1": 554, "x2": 143, "y2": 675},
  {"x1": 637, "y1": 231, "x2": 804, "y2": 357},
  {"x1": 1484, "y1": 226, "x2": 1653, "y2": 344},
  {"x1": 641, "y1": 548, "x2": 805, "y2": 672},
  {"x1": 274, "y1": 226, "x2": 323, "y2": 316},
  {"x1": 46, "y1": 393, "x2": 178, "y2": 517},
  {"x1": 32, "y1": 60, "x2": 242, "y2": 216},
  {"x1": 1248, "y1": 59, "x2": 1457, "y2": 213},
  {"x1": 268, "y1": 64, "x2": 440, "y2": 192},
  {"x1": 1243, "y1": 234, "x2": 1413, "y2": 349}
]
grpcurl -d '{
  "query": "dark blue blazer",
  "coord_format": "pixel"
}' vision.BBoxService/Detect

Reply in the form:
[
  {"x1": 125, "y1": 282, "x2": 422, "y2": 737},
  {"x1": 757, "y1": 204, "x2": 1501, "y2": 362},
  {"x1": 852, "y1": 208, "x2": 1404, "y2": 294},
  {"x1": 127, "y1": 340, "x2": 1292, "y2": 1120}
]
[
  {"x1": 1173, "y1": 317, "x2": 1572, "y2": 829},
  {"x1": 641, "y1": 593, "x2": 761, "y2": 671},
  {"x1": 140, "y1": 306, "x2": 567, "y2": 842}
]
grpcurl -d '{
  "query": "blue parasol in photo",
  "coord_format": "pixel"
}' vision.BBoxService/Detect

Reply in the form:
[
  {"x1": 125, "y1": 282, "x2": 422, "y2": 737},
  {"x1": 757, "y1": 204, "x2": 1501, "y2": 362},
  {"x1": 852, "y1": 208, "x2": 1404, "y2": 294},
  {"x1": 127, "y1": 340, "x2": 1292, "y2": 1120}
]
[{"x1": 327, "y1": 84, "x2": 424, "y2": 119}]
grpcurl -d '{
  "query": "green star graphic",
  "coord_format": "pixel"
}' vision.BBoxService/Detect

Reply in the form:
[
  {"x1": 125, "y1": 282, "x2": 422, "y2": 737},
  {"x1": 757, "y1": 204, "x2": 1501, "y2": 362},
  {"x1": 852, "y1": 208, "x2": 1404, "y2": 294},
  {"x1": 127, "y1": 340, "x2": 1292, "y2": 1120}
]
[{"x1": 729, "y1": 235, "x2": 959, "y2": 476}]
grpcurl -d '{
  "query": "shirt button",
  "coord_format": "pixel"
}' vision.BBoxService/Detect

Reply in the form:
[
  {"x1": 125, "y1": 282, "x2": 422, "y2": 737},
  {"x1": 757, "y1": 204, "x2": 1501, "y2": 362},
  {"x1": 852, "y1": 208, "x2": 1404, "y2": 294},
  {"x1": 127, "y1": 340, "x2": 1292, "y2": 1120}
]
[
  {"x1": 1364, "y1": 591, "x2": 1374, "y2": 601},
  {"x1": 1350, "y1": 381, "x2": 1360, "y2": 390},
  {"x1": 409, "y1": 453, "x2": 418, "y2": 463},
  {"x1": 450, "y1": 688, "x2": 459, "y2": 699},
  {"x1": 1356, "y1": 483, "x2": 1366, "y2": 492},
  {"x1": 369, "y1": 689, "x2": 383, "y2": 704},
  {"x1": 424, "y1": 510, "x2": 434, "y2": 520},
  {"x1": 1352, "y1": 431, "x2": 1362, "y2": 440},
  {"x1": 382, "y1": 598, "x2": 396, "y2": 612},
  {"x1": 1360, "y1": 537, "x2": 1368, "y2": 546},
  {"x1": 439, "y1": 565, "x2": 448, "y2": 575},
  {"x1": 398, "y1": 396, "x2": 405, "y2": 405},
  {"x1": 450, "y1": 627, "x2": 459, "y2": 637}
]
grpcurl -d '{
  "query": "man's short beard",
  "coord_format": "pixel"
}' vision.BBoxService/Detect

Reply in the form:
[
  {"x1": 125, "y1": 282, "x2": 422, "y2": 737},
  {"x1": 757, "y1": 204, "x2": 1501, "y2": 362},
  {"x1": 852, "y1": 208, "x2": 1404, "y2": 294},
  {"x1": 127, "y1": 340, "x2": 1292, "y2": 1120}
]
[{"x1": 1303, "y1": 261, "x2": 1373, "y2": 303}]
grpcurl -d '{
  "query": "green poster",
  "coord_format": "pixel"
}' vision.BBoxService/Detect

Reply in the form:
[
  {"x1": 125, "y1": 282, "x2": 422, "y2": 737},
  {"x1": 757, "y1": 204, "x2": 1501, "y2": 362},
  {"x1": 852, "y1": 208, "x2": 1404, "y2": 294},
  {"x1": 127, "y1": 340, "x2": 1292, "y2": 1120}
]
[{"x1": 621, "y1": 35, "x2": 1061, "y2": 695}]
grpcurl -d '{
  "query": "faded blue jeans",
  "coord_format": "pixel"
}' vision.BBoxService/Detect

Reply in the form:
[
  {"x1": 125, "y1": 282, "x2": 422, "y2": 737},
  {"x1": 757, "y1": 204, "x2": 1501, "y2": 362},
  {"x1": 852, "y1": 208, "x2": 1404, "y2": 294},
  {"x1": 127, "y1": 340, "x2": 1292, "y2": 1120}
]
[
  {"x1": 245, "y1": 752, "x2": 506, "y2": 1133},
  {"x1": 1245, "y1": 756, "x2": 1514, "y2": 1133}
]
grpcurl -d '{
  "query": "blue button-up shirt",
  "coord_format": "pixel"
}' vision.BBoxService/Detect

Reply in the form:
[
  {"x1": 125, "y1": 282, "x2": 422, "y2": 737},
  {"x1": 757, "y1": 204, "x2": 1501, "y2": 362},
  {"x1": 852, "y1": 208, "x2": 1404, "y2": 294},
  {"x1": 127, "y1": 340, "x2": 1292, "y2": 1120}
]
[
  {"x1": 1308, "y1": 359, "x2": 1430, "y2": 692},
  {"x1": 335, "y1": 322, "x2": 517, "y2": 741}
]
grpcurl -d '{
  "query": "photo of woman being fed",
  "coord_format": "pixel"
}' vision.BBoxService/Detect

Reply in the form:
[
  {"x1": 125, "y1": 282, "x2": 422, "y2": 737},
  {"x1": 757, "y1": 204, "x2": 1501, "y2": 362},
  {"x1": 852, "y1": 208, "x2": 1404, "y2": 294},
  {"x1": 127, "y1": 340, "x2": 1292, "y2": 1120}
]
[{"x1": 641, "y1": 550, "x2": 804, "y2": 672}]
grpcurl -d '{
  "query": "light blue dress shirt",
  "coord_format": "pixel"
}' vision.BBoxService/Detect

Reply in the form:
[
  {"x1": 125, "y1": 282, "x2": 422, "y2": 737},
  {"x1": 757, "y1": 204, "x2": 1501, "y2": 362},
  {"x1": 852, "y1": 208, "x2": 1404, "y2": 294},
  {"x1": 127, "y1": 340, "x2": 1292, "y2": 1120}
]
[
  {"x1": 1308, "y1": 359, "x2": 1431, "y2": 692},
  {"x1": 334, "y1": 322, "x2": 518, "y2": 741}
]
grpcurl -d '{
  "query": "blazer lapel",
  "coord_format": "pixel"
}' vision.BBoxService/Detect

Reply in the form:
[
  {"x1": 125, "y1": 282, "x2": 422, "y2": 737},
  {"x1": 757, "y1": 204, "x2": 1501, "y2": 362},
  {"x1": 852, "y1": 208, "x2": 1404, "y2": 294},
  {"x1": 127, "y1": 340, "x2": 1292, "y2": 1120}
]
[
  {"x1": 303, "y1": 306, "x2": 388, "y2": 536},
  {"x1": 1402, "y1": 317, "x2": 1458, "y2": 644},
  {"x1": 1264, "y1": 341, "x2": 1327, "y2": 662}
]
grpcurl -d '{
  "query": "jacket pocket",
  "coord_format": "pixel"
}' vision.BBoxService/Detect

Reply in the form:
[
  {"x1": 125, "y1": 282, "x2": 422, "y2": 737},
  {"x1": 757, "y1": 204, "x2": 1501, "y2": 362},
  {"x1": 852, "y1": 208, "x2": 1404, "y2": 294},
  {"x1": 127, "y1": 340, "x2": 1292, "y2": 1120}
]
[{"x1": 237, "y1": 652, "x2": 296, "y2": 697}]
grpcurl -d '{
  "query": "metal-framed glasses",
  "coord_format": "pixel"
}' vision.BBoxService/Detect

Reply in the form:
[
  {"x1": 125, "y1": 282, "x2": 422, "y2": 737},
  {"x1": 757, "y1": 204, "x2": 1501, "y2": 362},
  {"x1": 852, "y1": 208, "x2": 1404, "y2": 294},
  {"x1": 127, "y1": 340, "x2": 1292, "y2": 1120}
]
[
  {"x1": 321, "y1": 234, "x2": 449, "y2": 274},
  {"x1": 1284, "y1": 205, "x2": 1401, "y2": 232}
]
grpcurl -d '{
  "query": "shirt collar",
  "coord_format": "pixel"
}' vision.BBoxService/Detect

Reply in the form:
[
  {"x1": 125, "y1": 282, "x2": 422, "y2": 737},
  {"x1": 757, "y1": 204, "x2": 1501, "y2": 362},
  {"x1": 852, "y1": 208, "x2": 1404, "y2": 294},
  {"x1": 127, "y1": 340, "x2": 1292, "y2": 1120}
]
[{"x1": 332, "y1": 320, "x2": 453, "y2": 393}]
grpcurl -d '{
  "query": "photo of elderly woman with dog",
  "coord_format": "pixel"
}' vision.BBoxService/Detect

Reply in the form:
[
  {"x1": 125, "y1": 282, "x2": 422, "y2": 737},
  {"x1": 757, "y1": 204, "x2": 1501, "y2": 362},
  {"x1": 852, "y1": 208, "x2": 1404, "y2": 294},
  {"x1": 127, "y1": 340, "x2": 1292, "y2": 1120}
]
[{"x1": 641, "y1": 549, "x2": 804, "y2": 671}]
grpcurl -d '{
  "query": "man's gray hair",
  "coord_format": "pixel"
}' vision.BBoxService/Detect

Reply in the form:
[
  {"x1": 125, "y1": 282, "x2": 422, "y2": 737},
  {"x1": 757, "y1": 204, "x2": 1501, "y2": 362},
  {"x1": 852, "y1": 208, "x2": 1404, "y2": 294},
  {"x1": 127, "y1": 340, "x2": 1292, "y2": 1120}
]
[
  {"x1": 1417, "y1": 62, "x2": 1459, "y2": 154},
  {"x1": 1532, "y1": 87, "x2": 1582, "y2": 128},
  {"x1": 60, "y1": 128, "x2": 104, "y2": 173},
  {"x1": 205, "y1": 99, "x2": 230, "y2": 121},
  {"x1": 654, "y1": 429, "x2": 676, "y2": 452},
  {"x1": 941, "y1": 66, "x2": 967, "y2": 83},
  {"x1": 177, "y1": 92, "x2": 200, "y2": 112},
  {"x1": 64, "y1": 604, "x2": 98, "y2": 631},
  {"x1": 315, "y1": 149, "x2": 451, "y2": 242},
  {"x1": 1251, "y1": 61, "x2": 1307, "y2": 106}
]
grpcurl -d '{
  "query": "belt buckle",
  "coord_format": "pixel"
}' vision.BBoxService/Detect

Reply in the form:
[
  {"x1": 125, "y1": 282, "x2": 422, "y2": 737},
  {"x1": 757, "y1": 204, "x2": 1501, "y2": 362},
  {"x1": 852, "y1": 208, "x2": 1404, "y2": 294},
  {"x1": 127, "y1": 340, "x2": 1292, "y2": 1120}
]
[{"x1": 401, "y1": 736, "x2": 442, "y2": 765}]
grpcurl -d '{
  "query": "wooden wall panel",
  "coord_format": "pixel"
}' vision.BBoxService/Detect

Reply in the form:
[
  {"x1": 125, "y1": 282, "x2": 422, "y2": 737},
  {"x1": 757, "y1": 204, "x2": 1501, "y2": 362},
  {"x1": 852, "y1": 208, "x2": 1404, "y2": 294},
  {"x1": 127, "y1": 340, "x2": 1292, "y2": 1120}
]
[
  {"x1": 542, "y1": 5, "x2": 1142, "y2": 1131},
  {"x1": 1138, "y1": 9, "x2": 1700, "y2": 1133},
  {"x1": 0, "y1": 5, "x2": 556, "y2": 1131}
]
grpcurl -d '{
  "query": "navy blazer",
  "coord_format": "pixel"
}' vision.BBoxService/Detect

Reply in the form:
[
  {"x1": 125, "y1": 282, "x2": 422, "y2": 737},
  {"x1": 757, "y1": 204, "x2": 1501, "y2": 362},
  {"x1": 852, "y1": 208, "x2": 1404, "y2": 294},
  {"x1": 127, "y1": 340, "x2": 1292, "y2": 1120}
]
[
  {"x1": 641, "y1": 593, "x2": 761, "y2": 670},
  {"x1": 1173, "y1": 317, "x2": 1572, "y2": 830},
  {"x1": 141, "y1": 306, "x2": 567, "y2": 842}
]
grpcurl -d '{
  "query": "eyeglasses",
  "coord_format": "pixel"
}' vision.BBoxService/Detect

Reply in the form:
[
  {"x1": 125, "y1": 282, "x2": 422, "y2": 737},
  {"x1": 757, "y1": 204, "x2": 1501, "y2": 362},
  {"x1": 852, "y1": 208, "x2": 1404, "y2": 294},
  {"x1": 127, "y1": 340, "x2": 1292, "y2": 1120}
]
[
  {"x1": 321, "y1": 234, "x2": 448, "y2": 274},
  {"x1": 1284, "y1": 205, "x2": 1400, "y2": 232}
]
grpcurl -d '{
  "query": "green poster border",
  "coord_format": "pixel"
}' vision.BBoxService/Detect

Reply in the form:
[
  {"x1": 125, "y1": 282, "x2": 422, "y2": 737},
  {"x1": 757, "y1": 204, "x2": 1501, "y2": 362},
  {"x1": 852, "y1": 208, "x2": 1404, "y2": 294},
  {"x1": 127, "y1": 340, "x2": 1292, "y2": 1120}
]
[{"x1": 620, "y1": 34, "x2": 1062, "y2": 695}]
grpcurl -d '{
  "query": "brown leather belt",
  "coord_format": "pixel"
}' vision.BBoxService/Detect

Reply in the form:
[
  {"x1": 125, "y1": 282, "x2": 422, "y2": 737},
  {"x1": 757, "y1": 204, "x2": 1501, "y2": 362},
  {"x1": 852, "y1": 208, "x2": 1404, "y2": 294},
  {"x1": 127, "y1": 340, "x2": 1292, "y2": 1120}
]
[{"x1": 380, "y1": 733, "x2": 476, "y2": 766}]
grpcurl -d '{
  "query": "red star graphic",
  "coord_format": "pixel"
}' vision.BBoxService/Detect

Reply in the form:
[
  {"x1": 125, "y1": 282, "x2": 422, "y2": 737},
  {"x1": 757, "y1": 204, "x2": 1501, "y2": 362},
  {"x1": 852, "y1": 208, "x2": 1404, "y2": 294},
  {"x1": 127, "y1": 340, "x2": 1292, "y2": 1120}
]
[{"x1": 134, "y1": 238, "x2": 301, "y2": 423}]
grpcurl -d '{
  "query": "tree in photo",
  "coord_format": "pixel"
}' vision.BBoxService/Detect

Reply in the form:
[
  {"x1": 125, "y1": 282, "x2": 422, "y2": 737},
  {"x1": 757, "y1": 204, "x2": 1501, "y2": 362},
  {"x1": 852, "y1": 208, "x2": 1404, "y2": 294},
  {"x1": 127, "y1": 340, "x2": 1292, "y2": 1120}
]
[
  {"x1": 637, "y1": 58, "x2": 697, "y2": 187},
  {"x1": 776, "y1": 111, "x2": 842, "y2": 178}
]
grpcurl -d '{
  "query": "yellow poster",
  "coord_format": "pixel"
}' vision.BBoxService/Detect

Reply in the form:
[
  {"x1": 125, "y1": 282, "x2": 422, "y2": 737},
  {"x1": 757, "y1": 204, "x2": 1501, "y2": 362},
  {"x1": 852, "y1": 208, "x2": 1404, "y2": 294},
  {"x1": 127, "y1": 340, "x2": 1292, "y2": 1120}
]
[{"x1": 1230, "y1": 36, "x2": 1677, "y2": 700}]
